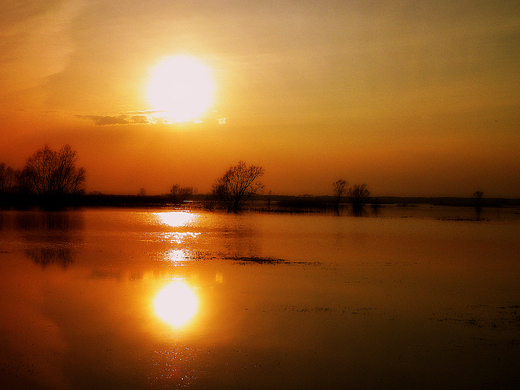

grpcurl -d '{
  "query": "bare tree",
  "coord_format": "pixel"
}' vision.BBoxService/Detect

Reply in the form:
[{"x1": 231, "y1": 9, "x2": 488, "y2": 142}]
[
  {"x1": 472, "y1": 191, "x2": 484, "y2": 220},
  {"x1": 0, "y1": 163, "x2": 16, "y2": 194},
  {"x1": 23, "y1": 145, "x2": 86, "y2": 196},
  {"x1": 332, "y1": 179, "x2": 348, "y2": 211},
  {"x1": 472, "y1": 191, "x2": 483, "y2": 205},
  {"x1": 348, "y1": 183, "x2": 370, "y2": 214},
  {"x1": 211, "y1": 161, "x2": 264, "y2": 213},
  {"x1": 170, "y1": 184, "x2": 193, "y2": 204},
  {"x1": 0, "y1": 163, "x2": 17, "y2": 208}
]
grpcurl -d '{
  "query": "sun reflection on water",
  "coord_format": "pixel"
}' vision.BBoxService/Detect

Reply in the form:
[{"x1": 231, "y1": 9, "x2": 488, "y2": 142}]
[
  {"x1": 162, "y1": 232, "x2": 200, "y2": 244},
  {"x1": 165, "y1": 249, "x2": 189, "y2": 263},
  {"x1": 154, "y1": 281, "x2": 199, "y2": 328},
  {"x1": 156, "y1": 211, "x2": 196, "y2": 228}
]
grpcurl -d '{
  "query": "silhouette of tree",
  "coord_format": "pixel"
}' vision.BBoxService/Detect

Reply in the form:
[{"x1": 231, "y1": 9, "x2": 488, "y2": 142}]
[
  {"x1": 0, "y1": 163, "x2": 16, "y2": 193},
  {"x1": 212, "y1": 161, "x2": 264, "y2": 213},
  {"x1": 23, "y1": 145, "x2": 86, "y2": 198},
  {"x1": 14, "y1": 169, "x2": 32, "y2": 196},
  {"x1": 473, "y1": 191, "x2": 483, "y2": 204},
  {"x1": 472, "y1": 191, "x2": 483, "y2": 220},
  {"x1": 0, "y1": 163, "x2": 17, "y2": 208},
  {"x1": 170, "y1": 184, "x2": 193, "y2": 204},
  {"x1": 332, "y1": 179, "x2": 348, "y2": 211},
  {"x1": 348, "y1": 183, "x2": 370, "y2": 215}
]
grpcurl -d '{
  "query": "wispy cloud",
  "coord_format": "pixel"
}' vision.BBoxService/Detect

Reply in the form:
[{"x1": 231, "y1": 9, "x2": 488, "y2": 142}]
[
  {"x1": 76, "y1": 110, "x2": 219, "y2": 126},
  {"x1": 0, "y1": 1, "x2": 84, "y2": 95},
  {"x1": 76, "y1": 114, "x2": 153, "y2": 126}
]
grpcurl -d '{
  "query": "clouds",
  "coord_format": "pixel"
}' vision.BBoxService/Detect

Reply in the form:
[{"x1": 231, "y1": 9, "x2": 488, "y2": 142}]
[
  {"x1": 75, "y1": 111, "x2": 225, "y2": 126},
  {"x1": 76, "y1": 115, "x2": 140, "y2": 126},
  {"x1": 76, "y1": 112, "x2": 162, "y2": 126}
]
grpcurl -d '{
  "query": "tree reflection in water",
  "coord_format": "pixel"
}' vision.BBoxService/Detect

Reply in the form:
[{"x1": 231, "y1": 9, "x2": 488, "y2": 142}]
[
  {"x1": 25, "y1": 247, "x2": 74, "y2": 267},
  {"x1": 15, "y1": 211, "x2": 83, "y2": 268}
]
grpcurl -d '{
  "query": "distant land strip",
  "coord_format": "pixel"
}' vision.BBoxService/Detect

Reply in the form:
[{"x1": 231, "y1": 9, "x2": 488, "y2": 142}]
[{"x1": 1, "y1": 193, "x2": 519, "y2": 210}]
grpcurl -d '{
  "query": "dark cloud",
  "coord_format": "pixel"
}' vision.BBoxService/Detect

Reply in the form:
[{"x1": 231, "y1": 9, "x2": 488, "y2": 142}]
[
  {"x1": 130, "y1": 115, "x2": 150, "y2": 124},
  {"x1": 76, "y1": 114, "x2": 151, "y2": 126},
  {"x1": 76, "y1": 115, "x2": 129, "y2": 126},
  {"x1": 75, "y1": 111, "x2": 216, "y2": 126}
]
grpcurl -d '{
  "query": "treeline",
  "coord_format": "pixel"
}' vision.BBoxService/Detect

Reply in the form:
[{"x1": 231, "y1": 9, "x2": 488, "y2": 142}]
[
  {"x1": 2, "y1": 145, "x2": 518, "y2": 212},
  {"x1": 0, "y1": 146, "x2": 267, "y2": 212},
  {"x1": 259, "y1": 195, "x2": 519, "y2": 209},
  {"x1": 1, "y1": 145, "x2": 85, "y2": 210},
  {"x1": 50, "y1": 193, "x2": 519, "y2": 211}
]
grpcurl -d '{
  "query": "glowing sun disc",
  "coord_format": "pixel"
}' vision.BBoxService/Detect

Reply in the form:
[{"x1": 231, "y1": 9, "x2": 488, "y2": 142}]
[
  {"x1": 154, "y1": 281, "x2": 198, "y2": 328},
  {"x1": 147, "y1": 56, "x2": 214, "y2": 122}
]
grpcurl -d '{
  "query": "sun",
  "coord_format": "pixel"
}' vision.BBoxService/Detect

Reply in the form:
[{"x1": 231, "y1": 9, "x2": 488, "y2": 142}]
[{"x1": 146, "y1": 56, "x2": 214, "y2": 122}]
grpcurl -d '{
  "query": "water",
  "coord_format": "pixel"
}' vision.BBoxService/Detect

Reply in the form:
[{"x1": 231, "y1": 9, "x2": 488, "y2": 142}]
[{"x1": 1, "y1": 207, "x2": 519, "y2": 389}]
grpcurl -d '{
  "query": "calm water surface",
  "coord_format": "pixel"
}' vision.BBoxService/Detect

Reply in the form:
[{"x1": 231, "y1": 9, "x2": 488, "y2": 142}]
[{"x1": 1, "y1": 207, "x2": 520, "y2": 389}]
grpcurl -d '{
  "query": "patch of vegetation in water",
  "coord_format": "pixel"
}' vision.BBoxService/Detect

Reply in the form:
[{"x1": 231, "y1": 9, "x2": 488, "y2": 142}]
[{"x1": 189, "y1": 250, "x2": 321, "y2": 266}]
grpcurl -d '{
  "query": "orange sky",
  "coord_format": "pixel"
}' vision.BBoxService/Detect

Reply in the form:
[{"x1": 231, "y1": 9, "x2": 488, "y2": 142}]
[{"x1": 1, "y1": 0, "x2": 519, "y2": 197}]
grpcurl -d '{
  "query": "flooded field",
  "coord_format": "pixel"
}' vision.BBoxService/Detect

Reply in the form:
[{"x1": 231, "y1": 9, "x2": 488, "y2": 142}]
[{"x1": 1, "y1": 206, "x2": 519, "y2": 389}]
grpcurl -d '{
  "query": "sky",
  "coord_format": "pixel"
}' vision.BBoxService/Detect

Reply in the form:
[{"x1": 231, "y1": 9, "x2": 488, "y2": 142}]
[{"x1": 1, "y1": 0, "x2": 519, "y2": 197}]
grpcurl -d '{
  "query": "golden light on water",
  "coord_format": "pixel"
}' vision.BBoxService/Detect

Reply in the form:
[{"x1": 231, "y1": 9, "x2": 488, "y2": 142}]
[
  {"x1": 154, "y1": 281, "x2": 199, "y2": 328},
  {"x1": 146, "y1": 56, "x2": 214, "y2": 122},
  {"x1": 156, "y1": 211, "x2": 196, "y2": 228}
]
